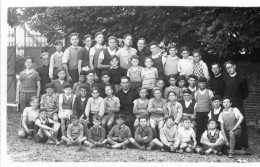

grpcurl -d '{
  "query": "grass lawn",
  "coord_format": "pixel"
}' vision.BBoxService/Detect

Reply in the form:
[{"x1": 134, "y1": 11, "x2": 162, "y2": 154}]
[{"x1": 6, "y1": 107, "x2": 260, "y2": 162}]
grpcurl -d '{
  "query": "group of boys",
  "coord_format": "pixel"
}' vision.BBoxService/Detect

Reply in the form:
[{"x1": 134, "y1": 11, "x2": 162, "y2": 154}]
[{"x1": 16, "y1": 32, "x2": 250, "y2": 159}]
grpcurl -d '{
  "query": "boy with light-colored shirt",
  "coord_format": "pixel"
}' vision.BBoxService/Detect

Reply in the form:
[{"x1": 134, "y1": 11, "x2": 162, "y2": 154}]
[
  {"x1": 127, "y1": 55, "x2": 143, "y2": 93},
  {"x1": 163, "y1": 46, "x2": 180, "y2": 76},
  {"x1": 193, "y1": 49, "x2": 210, "y2": 81},
  {"x1": 49, "y1": 40, "x2": 63, "y2": 80},
  {"x1": 177, "y1": 46, "x2": 194, "y2": 76}
]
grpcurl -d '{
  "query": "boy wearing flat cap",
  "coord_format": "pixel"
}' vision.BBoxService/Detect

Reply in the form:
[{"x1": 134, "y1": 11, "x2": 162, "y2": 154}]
[
  {"x1": 208, "y1": 95, "x2": 224, "y2": 129},
  {"x1": 194, "y1": 77, "x2": 214, "y2": 145},
  {"x1": 106, "y1": 114, "x2": 132, "y2": 149}
]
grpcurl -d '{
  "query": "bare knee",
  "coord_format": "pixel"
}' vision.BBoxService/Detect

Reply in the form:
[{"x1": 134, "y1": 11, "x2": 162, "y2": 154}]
[{"x1": 18, "y1": 130, "x2": 27, "y2": 138}]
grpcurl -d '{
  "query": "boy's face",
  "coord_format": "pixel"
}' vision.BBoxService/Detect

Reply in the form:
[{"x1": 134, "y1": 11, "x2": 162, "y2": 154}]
[
  {"x1": 116, "y1": 118, "x2": 124, "y2": 126},
  {"x1": 105, "y1": 87, "x2": 113, "y2": 96},
  {"x1": 183, "y1": 93, "x2": 192, "y2": 101},
  {"x1": 131, "y1": 59, "x2": 139, "y2": 67},
  {"x1": 30, "y1": 99, "x2": 39, "y2": 109},
  {"x1": 25, "y1": 59, "x2": 33, "y2": 69},
  {"x1": 137, "y1": 39, "x2": 145, "y2": 50},
  {"x1": 193, "y1": 52, "x2": 201, "y2": 63},
  {"x1": 183, "y1": 120, "x2": 191, "y2": 129},
  {"x1": 41, "y1": 55, "x2": 49, "y2": 66},
  {"x1": 188, "y1": 78, "x2": 197, "y2": 87},
  {"x1": 181, "y1": 51, "x2": 189, "y2": 59},
  {"x1": 70, "y1": 36, "x2": 79, "y2": 46},
  {"x1": 166, "y1": 118, "x2": 174, "y2": 128},
  {"x1": 58, "y1": 71, "x2": 66, "y2": 80},
  {"x1": 124, "y1": 36, "x2": 132, "y2": 46},
  {"x1": 178, "y1": 80, "x2": 185, "y2": 88},
  {"x1": 71, "y1": 118, "x2": 79, "y2": 125},
  {"x1": 208, "y1": 121, "x2": 217, "y2": 130},
  {"x1": 222, "y1": 99, "x2": 232, "y2": 108},
  {"x1": 79, "y1": 75, "x2": 86, "y2": 83},
  {"x1": 80, "y1": 88, "x2": 87, "y2": 97},
  {"x1": 139, "y1": 118, "x2": 147, "y2": 127},
  {"x1": 46, "y1": 88, "x2": 54, "y2": 96},
  {"x1": 84, "y1": 37, "x2": 92, "y2": 47},
  {"x1": 95, "y1": 34, "x2": 104, "y2": 44},
  {"x1": 102, "y1": 75, "x2": 110, "y2": 83},
  {"x1": 108, "y1": 39, "x2": 117, "y2": 49},
  {"x1": 144, "y1": 59, "x2": 153, "y2": 67},
  {"x1": 93, "y1": 119, "x2": 101, "y2": 127},
  {"x1": 212, "y1": 100, "x2": 221, "y2": 108},
  {"x1": 169, "y1": 48, "x2": 177, "y2": 56},
  {"x1": 40, "y1": 111, "x2": 47, "y2": 119},
  {"x1": 169, "y1": 78, "x2": 177, "y2": 86},
  {"x1": 63, "y1": 87, "x2": 72, "y2": 95},
  {"x1": 92, "y1": 90, "x2": 99, "y2": 98},
  {"x1": 198, "y1": 82, "x2": 206, "y2": 90},
  {"x1": 168, "y1": 92, "x2": 176, "y2": 101},
  {"x1": 55, "y1": 44, "x2": 63, "y2": 52},
  {"x1": 156, "y1": 80, "x2": 164, "y2": 89},
  {"x1": 86, "y1": 73, "x2": 94, "y2": 82},
  {"x1": 225, "y1": 63, "x2": 236, "y2": 75},
  {"x1": 139, "y1": 89, "x2": 147, "y2": 98},
  {"x1": 110, "y1": 58, "x2": 119, "y2": 67},
  {"x1": 154, "y1": 90, "x2": 162, "y2": 99},
  {"x1": 150, "y1": 45, "x2": 158, "y2": 54},
  {"x1": 211, "y1": 64, "x2": 221, "y2": 76}
]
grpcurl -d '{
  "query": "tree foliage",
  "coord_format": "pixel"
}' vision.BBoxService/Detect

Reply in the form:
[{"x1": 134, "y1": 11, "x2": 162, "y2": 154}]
[{"x1": 8, "y1": 6, "x2": 260, "y2": 62}]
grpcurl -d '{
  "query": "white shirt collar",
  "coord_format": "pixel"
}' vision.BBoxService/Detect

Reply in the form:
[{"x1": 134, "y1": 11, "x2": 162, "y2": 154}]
[
  {"x1": 65, "y1": 94, "x2": 71, "y2": 98},
  {"x1": 85, "y1": 46, "x2": 90, "y2": 50},
  {"x1": 215, "y1": 74, "x2": 221, "y2": 78},
  {"x1": 189, "y1": 86, "x2": 197, "y2": 91},
  {"x1": 199, "y1": 89, "x2": 206, "y2": 94},
  {"x1": 122, "y1": 89, "x2": 129, "y2": 93},
  {"x1": 229, "y1": 73, "x2": 237, "y2": 77},
  {"x1": 214, "y1": 107, "x2": 221, "y2": 114}
]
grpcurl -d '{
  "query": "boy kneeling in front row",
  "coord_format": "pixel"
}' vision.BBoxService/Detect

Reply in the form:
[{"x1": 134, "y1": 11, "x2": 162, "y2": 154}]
[
  {"x1": 199, "y1": 119, "x2": 224, "y2": 156},
  {"x1": 34, "y1": 108, "x2": 60, "y2": 146}
]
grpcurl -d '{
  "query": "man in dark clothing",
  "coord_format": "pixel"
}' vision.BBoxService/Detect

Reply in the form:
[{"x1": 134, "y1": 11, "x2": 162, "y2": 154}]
[
  {"x1": 209, "y1": 62, "x2": 224, "y2": 97},
  {"x1": 36, "y1": 52, "x2": 51, "y2": 95},
  {"x1": 116, "y1": 76, "x2": 139, "y2": 135},
  {"x1": 223, "y1": 60, "x2": 249, "y2": 150},
  {"x1": 136, "y1": 38, "x2": 150, "y2": 67}
]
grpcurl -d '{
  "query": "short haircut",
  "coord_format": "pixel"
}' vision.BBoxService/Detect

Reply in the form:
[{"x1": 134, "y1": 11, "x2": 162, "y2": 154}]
[
  {"x1": 95, "y1": 32, "x2": 103, "y2": 38},
  {"x1": 79, "y1": 85, "x2": 88, "y2": 91},
  {"x1": 123, "y1": 34, "x2": 132, "y2": 39},
  {"x1": 156, "y1": 77, "x2": 165, "y2": 82},
  {"x1": 105, "y1": 85, "x2": 114, "y2": 92},
  {"x1": 70, "y1": 114, "x2": 78, "y2": 120},
  {"x1": 130, "y1": 55, "x2": 139, "y2": 61},
  {"x1": 224, "y1": 60, "x2": 235, "y2": 67},
  {"x1": 39, "y1": 108, "x2": 47, "y2": 113},
  {"x1": 138, "y1": 87, "x2": 147, "y2": 93},
  {"x1": 44, "y1": 83, "x2": 54, "y2": 90},
  {"x1": 80, "y1": 70, "x2": 87, "y2": 76},
  {"x1": 180, "y1": 46, "x2": 190, "y2": 53},
  {"x1": 108, "y1": 36, "x2": 117, "y2": 42},
  {"x1": 120, "y1": 76, "x2": 130, "y2": 82},
  {"x1": 153, "y1": 87, "x2": 162, "y2": 94},
  {"x1": 211, "y1": 62, "x2": 221, "y2": 68},
  {"x1": 182, "y1": 116, "x2": 191, "y2": 122},
  {"x1": 63, "y1": 83, "x2": 72, "y2": 89},
  {"x1": 93, "y1": 115, "x2": 101, "y2": 121},
  {"x1": 138, "y1": 38, "x2": 145, "y2": 42},
  {"x1": 192, "y1": 49, "x2": 201, "y2": 56},
  {"x1": 139, "y1": 115, "x2": 149, "y2": 121},
  {"x1": 101, "y1": 71, "x2": 110, "y2": 78},
  {"x1": 54, "y1": 40, "x2": 63, "y2": 45},
  {"x1": 57, "y1": 67, "x2": 65, "y2": 74},
  {"x1": 167, "y1": 91, "x2": 177, "y2": 98},
  {"x1": 83, "y1": 34, "x2": 92, "y2": 41},
  {"x1": 144, "y1": 56, "x2": 153, "y2": 62},
  {"x1": 25, "y1": 56, "x2": 34, "y2": 63},
  {"x1": 86, "y1": 69, "x2": 95, "y2": 76},
  {"x1": 91, "y1": 87, "x2": 100, "y2": 93},
  {"x1": 109, "y1": 55, "x2": 120, "y2": 62},
  {"x1": 149, "y1": 41, "x2": 158, "y2": 48},
  {"x1": 40, "y1": 52, "x2": 49, "y2": 58},
  {"x1": 168, "y1": 74, "x2": 177, "y2": 80},
  {"x1": 69, "y1": 33, "x2": 79, "y2": 39},
  {"x1": 30, "y1": 96, "x2": 38, "y2": 102},
  {"x1": 165, "y1": 116, "x2": 174, "y2": 122}
]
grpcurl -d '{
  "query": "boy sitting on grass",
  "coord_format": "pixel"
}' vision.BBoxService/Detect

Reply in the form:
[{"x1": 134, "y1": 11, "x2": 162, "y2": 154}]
[
  {"x1": 106, "y1": 114, "x2": 132, "y2": 149},
  {"x1": 61, "y1": 115, "x2": 87, "y2": 147},
  {"x1": 200, "y1": 119, "x2": 224, "y2": 155},
  {"x1": 88, "y1": 115, "x2": 106, "y2": 148},
  {"x1": 34, "y1": 108, "x2": 60, "y2": 146}
]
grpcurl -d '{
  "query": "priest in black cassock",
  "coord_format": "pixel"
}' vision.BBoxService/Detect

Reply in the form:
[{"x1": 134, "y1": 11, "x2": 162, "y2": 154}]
[
  {"x1": 223, "y1": 61, "x2": 249, "y2": 150},
  {"x1": 209, "y1": 62, "x2": 224, "y2": 97},
  {"x1": 136, "y1": 38, "x2": 150, "y2": 67}
]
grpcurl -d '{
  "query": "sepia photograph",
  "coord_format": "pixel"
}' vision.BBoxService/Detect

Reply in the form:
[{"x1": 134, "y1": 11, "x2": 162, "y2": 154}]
[{"x1": 2, "y1": 0, "x2": 260, "y2": 165}]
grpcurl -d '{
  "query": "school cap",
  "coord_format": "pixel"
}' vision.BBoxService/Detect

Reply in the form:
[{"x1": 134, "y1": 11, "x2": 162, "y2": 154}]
[
  {"x1": 57, "y1": 67, "x2": 65, "y2": 73},
  {"x1": 149, "y1": 41, "x2": 158, "y2": 47},
  {"x1": 115, "y1": 114, "x2": 126, "y2": 120},
  {"x1": 44, "y1": 83, "x2": 54, "y2": 90},
  {"x1": 86, "y1": 69, "x2": 95, "y2": 75},
  {"x1": 62, "y1": 83, "x2": 72, "y2": 89},
  {"x1": 198, "y1": 77, "x2": 207, "y2": 83},
  {"x1": 188, "y1": 74, "x2": 198, "y2": 81},
  {"x1": 211, "y1": 95, "x2": 222, "y2": 101},
  {"x1": 92, "y1": 115, "x2": 101, "y2": 121},
  {"x1": 79, "y1": 85, "x2": 88, "y2": 90},
  {"x1": 183, "y1": 89, "x2": 192, "y2": 94},
  {"x1": 39, "y1": 108, "x2": 47, "y2": 113},
  {"x1": 70, "y1": 114, "x2": 78, "y2": 120},
  {"x1": 101, "y1": 71, "x2": 110, "y2": 77},
  {"x1": 54, "y1": 40, "x2": 63, "y2": 45},
  {"x1": 222, "y1": 96, "x2": 231, "y2": 102},
  {"x1": 208, "y1": 118, "x2": 217, "y2": 124}
]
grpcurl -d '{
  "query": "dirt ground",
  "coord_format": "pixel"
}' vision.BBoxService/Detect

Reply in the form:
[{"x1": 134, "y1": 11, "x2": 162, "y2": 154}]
[{"x1": 6, "y1": 107, "x2": 260, "y2": 162}]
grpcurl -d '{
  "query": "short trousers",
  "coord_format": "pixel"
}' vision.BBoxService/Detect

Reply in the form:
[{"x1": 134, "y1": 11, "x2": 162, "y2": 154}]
[
  {"x1": 34, "y1": 133, "x2": 49, "y2": 143},
  {"x1": 150, "y1": 117, "x2": 164, "y2": 125},
  {"x1": 225, "y1": 128, "x2": 241, "y2": 141},
  {"x1": 202, "y1": 144, "x2": 222, "y2": 152},
  {"x1": 58, "y1": 109, "x2": 73, "y2": 119},
  {"x1": 102, "y1": 113, "x2": 115, "y2": 124}
]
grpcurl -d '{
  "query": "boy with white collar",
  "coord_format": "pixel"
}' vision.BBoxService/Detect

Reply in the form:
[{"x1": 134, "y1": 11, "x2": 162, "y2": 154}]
[{"x1": 208, "y1": 95, "x2": 224, "y2": 128}]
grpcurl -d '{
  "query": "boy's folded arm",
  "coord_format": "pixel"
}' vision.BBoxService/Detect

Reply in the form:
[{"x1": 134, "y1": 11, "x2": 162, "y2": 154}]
[{"x1": 99, "y1": 128, "x2": 106, "y2": 142}]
